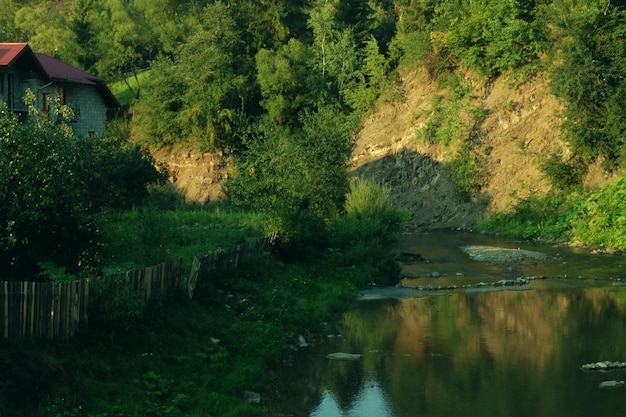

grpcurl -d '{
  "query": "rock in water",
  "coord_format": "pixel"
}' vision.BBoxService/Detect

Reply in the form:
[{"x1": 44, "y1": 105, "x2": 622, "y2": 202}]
[
  {"x1": 599, "y1": 380, "x2": 625, "y2": 389},
  {"x1": 326, "y1": 352, "x2": 362, "y2": 361}
]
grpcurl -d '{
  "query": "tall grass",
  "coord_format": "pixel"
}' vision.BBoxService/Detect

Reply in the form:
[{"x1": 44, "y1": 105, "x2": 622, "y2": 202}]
[
  {"x1": 96, "y1": 205, "x2": 264, "y2": 274},
  {"x1": 329, "y1": 179, "x2": 402, "y2": 284}
]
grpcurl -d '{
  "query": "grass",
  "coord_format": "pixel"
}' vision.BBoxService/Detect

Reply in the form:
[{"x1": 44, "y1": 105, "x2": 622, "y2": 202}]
[
  {"x1": 96, "y1": 205, "x2": 265, "y2": 275},
  {"x1": 108, "y1": 70, "x2": 152, "y2": 108},
  {"x1": 0, "y1": 204, "x2": 395, "y2": 417},
  {"x1": 1, "y1": 254, "x2": 366, "y2": 417}
]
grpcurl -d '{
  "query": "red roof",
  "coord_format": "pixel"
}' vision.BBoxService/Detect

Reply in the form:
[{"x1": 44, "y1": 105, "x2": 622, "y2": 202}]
[
  {"x1": 0, "y1": 42, "x2": 30, "y2": 66},
  {"x1": 0, "y1": 43, "x2": 119, "y2": 107}
]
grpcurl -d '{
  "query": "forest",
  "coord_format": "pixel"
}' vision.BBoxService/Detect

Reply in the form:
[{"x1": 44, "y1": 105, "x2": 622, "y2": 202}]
[
  {"x1": 2, "y1": 0, "x2": 626, "y2": 277},
  {"x1": 2, "y1": 1, "x2": 626, "y2": 416}
]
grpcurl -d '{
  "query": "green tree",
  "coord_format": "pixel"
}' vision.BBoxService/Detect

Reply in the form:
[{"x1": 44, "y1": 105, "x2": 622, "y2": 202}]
[
  {"x1": 134, "y1": 0, "x2": 204, "y2": 56},
  {"x1": 91, "y1": 0, "x2": 157, "y2": 86},
  {"x1": 256, "y1": 39, "x2": 314, "y2": 125},
  {"x1": 342, "y1": 36, "x2": 389, "y2": 111},
  {"x1": 14, "y1": 5, "x2": 75, "y2": 60},
  {"x1": 433, "y1": 0, "x2": 548, "y2": 77},
  {"x1": 136, "y1": 2, "x2": 252, "y2": 150},
  {"x1": 0, "y1": 102, "x2": 165, "y2": 280},
  {"x1": 228, "y1": 107, "x2": 355, "y2": 258},
  {"x1": 67, "y1": 0, "x2": 98, "y2": 71},
  {"x1": 549, "y1": 6, "x2": 626, "y2": 169},
  {"x1": 0, "y1": 0, "x2": 20, "y2": 41}
]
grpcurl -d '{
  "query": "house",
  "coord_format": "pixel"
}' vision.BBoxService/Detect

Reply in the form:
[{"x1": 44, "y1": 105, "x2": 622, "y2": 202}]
[{"x1": 0, "y1": 42, "x2": 119, "y2": 137}]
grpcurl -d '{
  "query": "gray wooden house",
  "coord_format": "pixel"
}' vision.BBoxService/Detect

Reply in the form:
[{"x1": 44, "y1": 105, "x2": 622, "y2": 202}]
[{"x1": 0, "y1": 42, "x2": 119, "y2": 137}]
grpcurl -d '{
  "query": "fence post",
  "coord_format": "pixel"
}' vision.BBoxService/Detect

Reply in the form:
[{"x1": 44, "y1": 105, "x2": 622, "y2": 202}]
[{"x1": 188, "y1": 257, "x2": 201, "y2": 299}]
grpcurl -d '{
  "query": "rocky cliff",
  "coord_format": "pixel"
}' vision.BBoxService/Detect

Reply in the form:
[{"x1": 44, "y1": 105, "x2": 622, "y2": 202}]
[{"x1": 151, "y1": 68, "x2": 610, "y2": 230}]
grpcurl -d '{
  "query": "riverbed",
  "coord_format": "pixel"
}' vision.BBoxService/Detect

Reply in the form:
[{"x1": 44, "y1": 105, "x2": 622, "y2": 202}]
[{"x1": 269, "y1": 231, "x2": 626, "y2": 417}]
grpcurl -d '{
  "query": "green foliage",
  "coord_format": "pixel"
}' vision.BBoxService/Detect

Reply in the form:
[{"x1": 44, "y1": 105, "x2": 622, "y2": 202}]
[
  {"x1": 433, "y1": 0, "x2": 548, "y2": 77},
  {"x1": 329, "y1": 179, "x2": 401, "y2": 283},
  {"x1": 540, "y1": 152, "x2": 587, "y2": 190},
  {"x1": 549, "y1": 6, "x2": 626, "y2": 168},
  {"x1": 108, "y1": 70, "x2": 151, "y2": 108},
  {"x1": 0, "y1": 0, "x2": 20, "y2": 40},
  {"x1": 135, "y1": 3, "x2": 252, "y2": 150},
  {"x1": 344, "y1": 178, "x2": 395, "y2": 220},
  {"x1": 256, "y1": 39, "x2": 314, "y2": 125},
  {"x1": 451, "y1": 141, "x2": 485, "y2": 200},
  {"x1": 478, "y1": 172, "x2": 626, "y2": 250},
  {"x1": 342, "y1": 36, "x2": 391, "y2": 111},
  {"x1": 0, "y1": 102, "x2": 165, "y2": 280},
  {"x1": 89, "y1": 274, "x2": 144, "y2": 330},
  {"x1": 477, "y1": 192, "x2": 575, "y2": 240},
  {"x1": 418, "y1": 97, "x2": 466, "y2": 146},
  {"x1": 571, "y1": 175, "x2": 626, "y2": 249},
  {"x1": 96, "y1": 206, "x2": 263, "y2": 272},
  {"x1": 228, "y1": 108, "x2": 355, "y2": 259}
]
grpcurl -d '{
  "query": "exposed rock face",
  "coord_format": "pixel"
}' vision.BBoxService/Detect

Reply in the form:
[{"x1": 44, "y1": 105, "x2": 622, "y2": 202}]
[
  {"x1": 152, "y1": 68, "x2": 617, "y2": 231},
  {"x1": 349, "y1": 69, "x2": 563, "y2": 231},
  {"x1": 152, "y1": 146, "x2": 229, "y2": 204}
]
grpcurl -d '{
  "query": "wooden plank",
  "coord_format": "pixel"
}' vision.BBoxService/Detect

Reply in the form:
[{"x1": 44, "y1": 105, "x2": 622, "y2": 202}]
[
  {"x1": 52, "y1": 283, "x2": 60, "y2": 339},
  {"x1": 188, "y1": 257, "x2": 201, "y2": 299},
  {"x1": 29, "y1": 282, "x2": 36, "y2": 337},
  {"x1": 83, "y1": 278, "x2": 89, "y2": 326},
  {"x1": 3, "y1": 281, "x2": 9, "y2": 338}
]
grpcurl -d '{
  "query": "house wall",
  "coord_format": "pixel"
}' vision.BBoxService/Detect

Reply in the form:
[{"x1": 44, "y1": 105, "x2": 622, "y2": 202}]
[
  {"x1": 0, "y1": 69, "x2": 30, "y2": 112},
  {"x1": 0, "y1": 70, "x2": 107, "y2": 137},
  {"x1": 65, "y1": 84, "x2": 107, "y2": 137},
  {"x1": 38, "y1": 83, "x2": 107, "y2": 137}
]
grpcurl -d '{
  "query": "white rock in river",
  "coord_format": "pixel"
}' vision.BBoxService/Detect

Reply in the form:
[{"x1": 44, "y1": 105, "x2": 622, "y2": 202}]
[
  {"x1": 599, "y1": 380, "x2": 625, "y2": 389},
  {"x1": 326, "y1": 352, "x2": 362, "y2": 361}
]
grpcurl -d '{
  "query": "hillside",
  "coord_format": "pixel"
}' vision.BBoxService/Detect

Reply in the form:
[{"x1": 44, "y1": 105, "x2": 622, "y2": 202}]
[
  {"x1": 153, "y1": 68, "x2": 577, "y2": 230},
  {"x1": 350, "y1": 68, "x2": 564, "y2": 230}
]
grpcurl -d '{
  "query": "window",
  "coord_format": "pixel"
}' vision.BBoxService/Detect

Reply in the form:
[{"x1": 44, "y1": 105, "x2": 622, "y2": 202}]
[
  {"x1": 57, "y1": 86, "x2": 65, "y2": 104},
  {"x1": 0, "y1": 73, "x2": 4, "y2": 95},
  {"x1": 42, "y1": 93, "x2": 50, "y2": 117}
]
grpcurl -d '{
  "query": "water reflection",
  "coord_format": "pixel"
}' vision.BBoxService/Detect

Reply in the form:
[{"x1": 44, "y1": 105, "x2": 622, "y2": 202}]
[
  {"x1": 279, "y1": 287, "x2": 626, "y2": 417},
  {"x1": 273, "y1": 284, "x2": 626, "y2": 416},
  {"x1": 311, "y1": 380, "x2": 394, "y2": 417}
]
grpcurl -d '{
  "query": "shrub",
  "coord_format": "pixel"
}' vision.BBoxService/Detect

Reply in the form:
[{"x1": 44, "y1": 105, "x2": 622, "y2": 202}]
[{"x1": 329, "y1": 180, "x2": 401, "y2": 283}]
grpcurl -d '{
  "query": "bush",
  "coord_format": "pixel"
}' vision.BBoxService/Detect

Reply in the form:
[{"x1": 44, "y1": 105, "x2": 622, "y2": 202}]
[
  {"x1": 540, "y1": 153, "x2": 586, "y2": 190},
  {"x1": 571, "y1": 175, "x2": 626, "y2": 249},
  {"x1": 329, "y1": 180, "x2": 401, "y2": 283}
]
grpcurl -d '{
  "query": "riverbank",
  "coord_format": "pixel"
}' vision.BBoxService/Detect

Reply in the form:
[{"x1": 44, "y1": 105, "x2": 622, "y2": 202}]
[{"x1": 0, "y1": 250, "x2": 384, "y2": 417}]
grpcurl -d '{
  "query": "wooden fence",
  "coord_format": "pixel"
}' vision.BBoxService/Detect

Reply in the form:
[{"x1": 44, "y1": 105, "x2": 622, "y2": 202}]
[
  {"x1": 0, "y1": 235, "x2": 276, "y2": 339},
  {"x1": 115, "y1": 258, "x2": 184, "y2": 304},
  {"x1": 187, "y1": 234, "x2": 277, "y2": 299},
  {"x1": 1, "y1": 279, "x2": 90, "y2": 340}
]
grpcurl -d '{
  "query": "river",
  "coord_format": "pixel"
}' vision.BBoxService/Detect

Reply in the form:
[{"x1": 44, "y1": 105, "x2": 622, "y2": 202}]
[{"x1": 269, "y1": 231, "x2": 626, "y2": 417}]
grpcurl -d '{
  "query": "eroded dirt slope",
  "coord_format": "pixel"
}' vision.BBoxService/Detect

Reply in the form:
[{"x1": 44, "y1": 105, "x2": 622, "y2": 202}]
[
  {"x1": 152, "y1": 68, "x2": 570, "y2": 230},
  {"x1": 350, "y1": 68, "x2": 564, "y2": 230}
]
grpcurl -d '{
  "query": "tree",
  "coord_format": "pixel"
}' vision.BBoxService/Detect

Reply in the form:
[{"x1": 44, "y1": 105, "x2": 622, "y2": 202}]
[
  {"x1": 136, "y1": 2, "x2": 253, "y2": 150},
  {"x1": 549, "y1": 6, "x2": 626, "y2": 169},
  {"x1": 0, "y1": 101, "x2": 165, "y2": 280},
  {"x1": 256, "y1": 39, "x2": 314, "y2": 125},
  {"x1": 0, "y1": 0, "x2": 20, "y2": 41},
  {"x1": 228, "y1": 107, "x2": 355, "y2": 258},
  {"x1": 14, "y1": 5, "x2": 75, "y2": 60}
]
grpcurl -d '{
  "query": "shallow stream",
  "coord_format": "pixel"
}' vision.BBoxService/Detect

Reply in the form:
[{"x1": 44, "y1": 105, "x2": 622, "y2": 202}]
[{"x1": 270, "y1": 231, "x2": 626, "y2": 417}]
